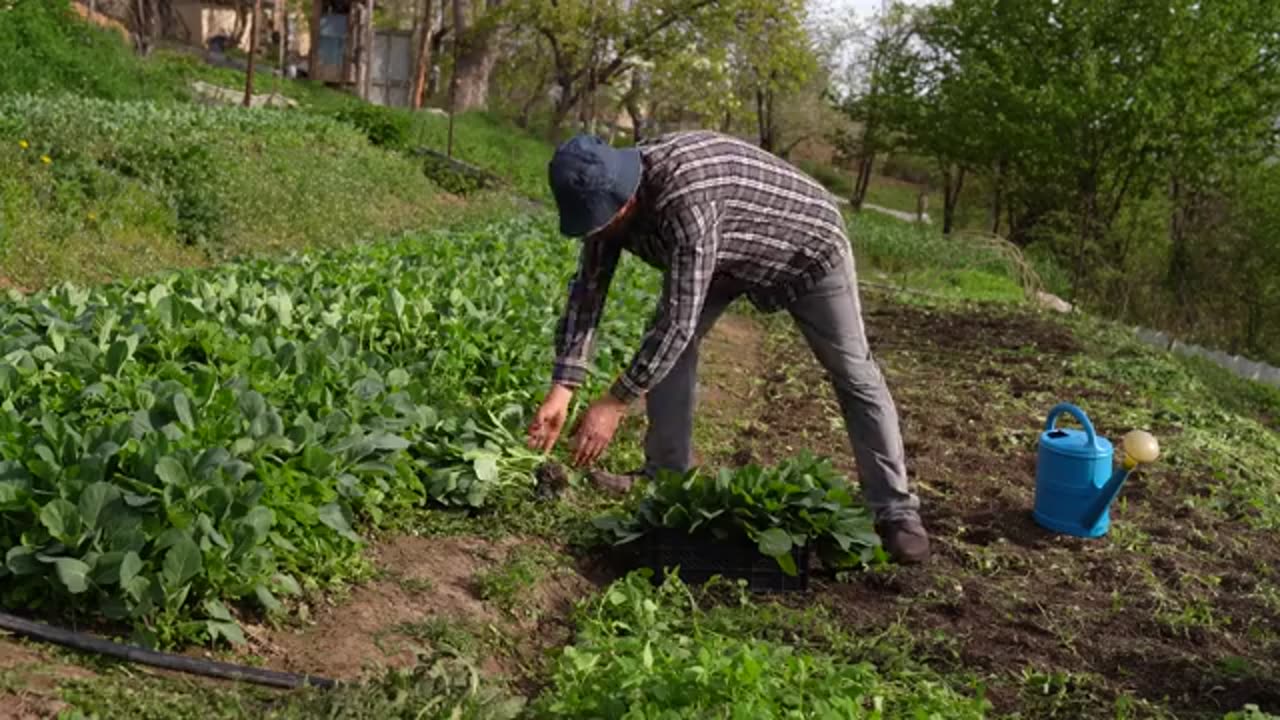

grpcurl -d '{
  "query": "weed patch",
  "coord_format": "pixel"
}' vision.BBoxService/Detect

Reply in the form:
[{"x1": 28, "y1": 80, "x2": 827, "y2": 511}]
[{"x1": 532, "y1": 571, "x2": 991, "y2": 717}]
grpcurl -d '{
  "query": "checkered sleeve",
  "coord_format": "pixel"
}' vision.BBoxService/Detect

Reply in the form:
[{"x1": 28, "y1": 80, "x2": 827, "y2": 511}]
[
  {"x1": 609, "y1": 201, "x2": 721, "y2": 403},
  {"x1": 551, "y1": 236, "x2": 623, "y2": 388}
]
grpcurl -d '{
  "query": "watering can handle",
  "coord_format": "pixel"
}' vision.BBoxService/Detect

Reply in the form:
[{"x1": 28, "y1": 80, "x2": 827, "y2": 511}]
[{"x1": 1044, "y1": 403, "x2": 1098, "y2": 447}]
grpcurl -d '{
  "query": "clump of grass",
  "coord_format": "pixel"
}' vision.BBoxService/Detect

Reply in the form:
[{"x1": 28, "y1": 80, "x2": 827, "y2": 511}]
[
  {"x1": 56, "y1": 651, "x2": 524, "y2": 719},
  {"x1": 474, "y1": 545, "x2": 566, "y2": 615},
  {"x1": 394, "y1": 617, "x2": 483, "y2": 656},
  {"x1": 532, "y1": 571, "x2": 991, "y2": 718}
]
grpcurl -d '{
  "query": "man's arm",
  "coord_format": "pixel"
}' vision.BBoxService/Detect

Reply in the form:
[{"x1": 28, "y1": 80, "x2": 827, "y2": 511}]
[
  {"x1": 551, "y1": 235, "x2": 623, "y2": 389},
  {"x1": 609, "y1": 201, "x2": 720, "y2": 403}
]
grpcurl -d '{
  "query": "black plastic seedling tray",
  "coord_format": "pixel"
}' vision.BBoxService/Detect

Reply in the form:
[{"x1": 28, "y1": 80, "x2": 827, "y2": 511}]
[{"x1": 638, "y1": 527, "x2": 811, "y2": 593}]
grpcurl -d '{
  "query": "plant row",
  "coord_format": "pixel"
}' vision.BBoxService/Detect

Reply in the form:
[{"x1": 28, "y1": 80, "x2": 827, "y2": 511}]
[{"x1": 0, "y1": 216, "x2": 657, "y2": 644}]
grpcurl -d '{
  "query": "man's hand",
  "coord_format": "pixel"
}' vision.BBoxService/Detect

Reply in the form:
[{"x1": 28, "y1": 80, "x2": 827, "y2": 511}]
[
  {"x1": 570, "y1": 394, "x2": 629, "y2": 468},
  {"x1": 527, "y1": 385, "x2": 573, "y2": 452}
]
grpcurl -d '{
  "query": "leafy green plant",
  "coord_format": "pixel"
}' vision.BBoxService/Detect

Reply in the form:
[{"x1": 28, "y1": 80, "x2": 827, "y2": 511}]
[
  {"x1": 533, "y1": 570, "x2": 990, "y2": 718},
  {"x1": 420, "y1": 152, "x2": 501, "y2": 196},
  {"x1": 0, "y1": 216, "x2": 658, "y2": 645},
  {"x1": 593, "y1": 453, "x2": 882, "y2": 575}
]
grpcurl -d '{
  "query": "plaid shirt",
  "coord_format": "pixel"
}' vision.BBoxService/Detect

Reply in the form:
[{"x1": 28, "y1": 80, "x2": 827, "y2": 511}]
[{"x1": 552, "y1": 130, "x2": 849, "y2": 403}]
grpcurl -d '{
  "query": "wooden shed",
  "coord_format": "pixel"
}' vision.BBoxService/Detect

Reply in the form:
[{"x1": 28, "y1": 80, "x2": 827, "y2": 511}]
[{"x1": 308, "y1": 0, "x2": 412, "y2": 106}]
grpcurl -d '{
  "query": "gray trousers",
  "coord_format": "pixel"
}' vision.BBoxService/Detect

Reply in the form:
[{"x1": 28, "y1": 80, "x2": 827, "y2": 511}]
[{"x1": 641, "y1": 244, "x2": 921, "y2": 523}]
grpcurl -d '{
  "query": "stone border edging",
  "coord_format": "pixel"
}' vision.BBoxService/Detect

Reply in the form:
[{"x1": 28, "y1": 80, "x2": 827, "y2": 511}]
[{"x1": 1132, "y1": 327, "x2": 1280, "y2": 388}]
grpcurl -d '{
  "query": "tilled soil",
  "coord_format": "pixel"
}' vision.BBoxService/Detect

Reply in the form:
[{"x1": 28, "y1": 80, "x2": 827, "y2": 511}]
[
  {"x1": 741, "y1": 299, "x2": 1280, "y2": 718},
  {"x1": 236, "y1": 535, "x2": 602, "y2": 692}
]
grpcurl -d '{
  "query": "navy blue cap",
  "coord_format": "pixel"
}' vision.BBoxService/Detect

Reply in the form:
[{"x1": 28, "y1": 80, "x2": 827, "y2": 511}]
[{"x1": 548, "y1": 135, "x2": 642, "y2": 237}]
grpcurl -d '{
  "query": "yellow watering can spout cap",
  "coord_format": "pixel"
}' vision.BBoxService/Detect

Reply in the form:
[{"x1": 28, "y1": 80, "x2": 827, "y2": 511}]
[{"x1": 1122, "y1": 430, "x2": 1160, "y2": 465}]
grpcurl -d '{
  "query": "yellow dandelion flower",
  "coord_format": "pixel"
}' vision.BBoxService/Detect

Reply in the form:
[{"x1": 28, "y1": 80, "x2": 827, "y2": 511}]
[
  {"x1": 18, "y1": 140, "x2": 28, "y2": 149},
  {"x1": 40, "y1": 155, "x2": 51, "y2": 165}
]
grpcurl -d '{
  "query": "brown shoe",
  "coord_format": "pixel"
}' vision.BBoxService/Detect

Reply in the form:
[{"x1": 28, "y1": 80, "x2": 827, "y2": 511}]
[
  {"x1": 588, "y1": 469, "x2": 642, "y2": 496},
  {"x1": 876, "y1": 517, "x2": 931, "y2": 565}
]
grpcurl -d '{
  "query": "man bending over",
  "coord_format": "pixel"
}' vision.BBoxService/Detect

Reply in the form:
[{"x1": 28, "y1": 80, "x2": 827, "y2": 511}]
[{"x1": 526, "y1": 131, "x2": 930, "y2": 565}]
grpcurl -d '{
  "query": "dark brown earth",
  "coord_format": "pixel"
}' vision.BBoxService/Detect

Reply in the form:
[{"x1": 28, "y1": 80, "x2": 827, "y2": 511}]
[{"x1": 729, "y1": 298, "x2": 1280, "y2": 719}]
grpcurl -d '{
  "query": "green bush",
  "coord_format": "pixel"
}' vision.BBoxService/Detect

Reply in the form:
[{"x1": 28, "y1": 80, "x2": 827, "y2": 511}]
[
  {"x1": 327, "y1": 104, "x2": 413, "y2": 150},
  {"x1": 419, "y1": 152, "x2": 500, "y2": 196},
  {"x1": 409, "y1": 111, "x2": 555, "y2": 201},
  {"x1": 797, "y1": 159, "x2": 853, "y2": 199}
]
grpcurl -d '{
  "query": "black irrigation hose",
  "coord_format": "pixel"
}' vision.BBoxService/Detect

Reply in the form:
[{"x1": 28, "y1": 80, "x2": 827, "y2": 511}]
[{"x1": 0, "y1": 610, "x2": 336, "y2": 690}]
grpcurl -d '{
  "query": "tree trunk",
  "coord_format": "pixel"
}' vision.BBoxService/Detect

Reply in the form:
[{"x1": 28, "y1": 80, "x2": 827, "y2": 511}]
[
  {"x1": 308, "y1": 0, "x2": 322, "y2": 81},
  {"x1": 623, "y1": 72, "x2": 644, "y2": 142},
  {"x1": 1071, "y1": 171, "x2": 1099, "y2": 302},
  {"x1": 341, "y1": 4, "x2": 357, "y2": 88},
  {"x1": 1245, "y1": 299, "x2": 1262, "y2": 356},
  {"x1": 427, "y1": 22, "x2": 449, "y2": 96},
  {"x1": 277, "y1": 0, "x2": 288, "y2": 72},
  {"x1": 1167, "y1": 175, "x2": 1195, "y2": 328},
  {"x1": 451, "y1": 0, "x2": 502, "y2": 113},
  {"x1": 411, "y1": 0, "x2": 435, "y2": 109},
  {"x1": 232, "y1": 3, "x2": 250, "y2": 46},
  {"x1": 244, "y1": 0, "x2": 262, "y2": 106},
  {"x1": 852, "y1": 153, "x2": 874, "y2": 211},
  {"x1": 942, "y1": 164, "x2": 965, "y2": 235},
  {"x1": 755, "y1": 88, "x2": 776, "y2": 152},
  {"x1": 547, "y1": 80, "x2": 576, "y2": 141},
  {"x1": 131, "y1": 0, "x2": 157, "y2": 56},
  {"x1": 361, "y1": 0, "x2": 375, "y2": 100},
  {"x1": 989, "y1": 158, "x2": 1005, "y2": 235}
]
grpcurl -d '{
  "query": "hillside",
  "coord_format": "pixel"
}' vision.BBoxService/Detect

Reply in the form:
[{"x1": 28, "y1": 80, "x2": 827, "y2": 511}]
[{"x1": 0, "y1": 1, "x2": 549, "y2": 292}]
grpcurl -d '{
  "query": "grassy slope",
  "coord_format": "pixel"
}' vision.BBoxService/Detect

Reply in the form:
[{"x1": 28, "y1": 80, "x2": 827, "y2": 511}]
[{"x1": 0, "y1": 1, "x2": 549, "y2": 292}]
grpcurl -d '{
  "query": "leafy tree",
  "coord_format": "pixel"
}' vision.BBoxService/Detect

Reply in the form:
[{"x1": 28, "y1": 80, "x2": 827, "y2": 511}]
[
  {"x1": 728, "y1": 0, "x2": 817, "y2": 153},
  {"x1": 502, "y1": 0, "x2": 728, "y2": 137},
  {"x1": 827, "y1": 3, "x2": 918, "y2": 211}
]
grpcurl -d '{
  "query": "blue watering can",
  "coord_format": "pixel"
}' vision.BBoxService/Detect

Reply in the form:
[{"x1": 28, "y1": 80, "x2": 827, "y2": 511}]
[{"x1": 1033, "y1": 403, "x2": 1160, "y2": 538}]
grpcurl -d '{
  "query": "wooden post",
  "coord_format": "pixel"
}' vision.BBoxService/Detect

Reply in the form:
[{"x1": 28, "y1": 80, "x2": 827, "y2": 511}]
[{"x1": 244, "y1": 0, "x2": 263, "y2": 107}]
